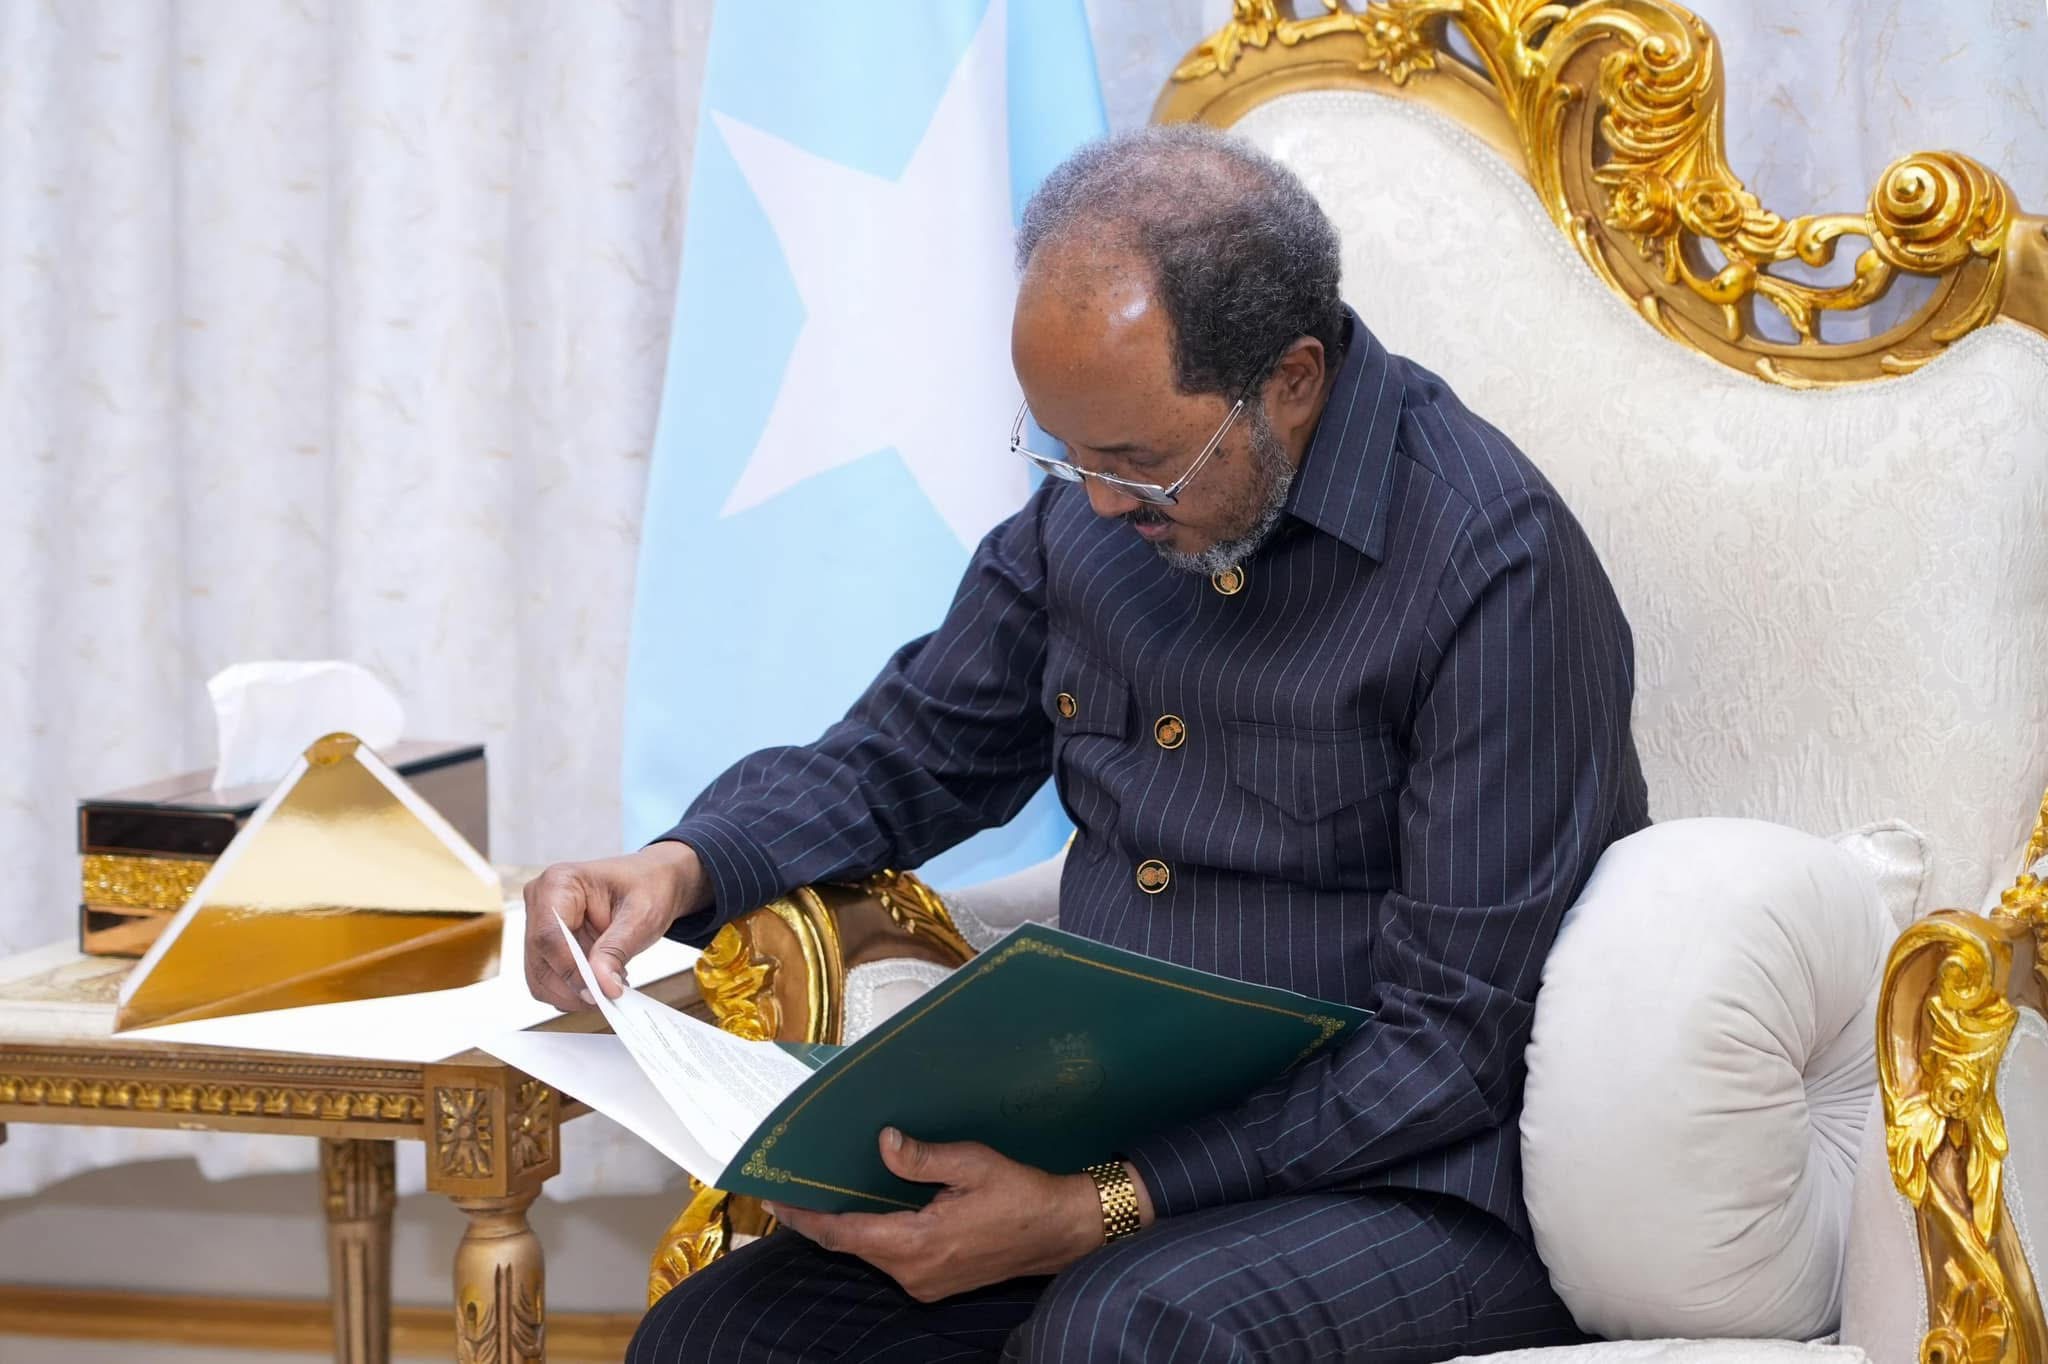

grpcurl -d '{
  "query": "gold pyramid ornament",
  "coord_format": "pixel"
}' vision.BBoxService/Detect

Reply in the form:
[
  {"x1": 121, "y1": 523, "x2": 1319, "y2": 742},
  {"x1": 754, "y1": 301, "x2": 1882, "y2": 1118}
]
[{"x1": 116, "y1": 732, "x2": 503, "y2": 1032}]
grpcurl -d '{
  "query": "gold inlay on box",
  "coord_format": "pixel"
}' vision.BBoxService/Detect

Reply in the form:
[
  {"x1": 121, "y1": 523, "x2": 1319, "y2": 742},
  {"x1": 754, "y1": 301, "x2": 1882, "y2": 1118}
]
[{"x1": 115, "y1": 732, "x2": 504, "y2": 1033}]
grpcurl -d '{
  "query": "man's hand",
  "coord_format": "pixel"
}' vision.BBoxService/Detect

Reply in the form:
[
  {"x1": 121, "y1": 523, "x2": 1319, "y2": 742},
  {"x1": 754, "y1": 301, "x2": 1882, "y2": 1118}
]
[
  {"x1": 767, "y1": 1129, "x2": 1146, "y2": 1302},
  {"x1": 522, "y1": 842, "x2": 708, "y2": 1010}
]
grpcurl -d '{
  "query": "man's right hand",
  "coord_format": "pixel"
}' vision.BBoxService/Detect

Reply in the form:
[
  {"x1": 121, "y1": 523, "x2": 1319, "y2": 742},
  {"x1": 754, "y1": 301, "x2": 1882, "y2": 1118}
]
[{"x1": 521, "y1": 841, "x2": 709, "y2": 1011}]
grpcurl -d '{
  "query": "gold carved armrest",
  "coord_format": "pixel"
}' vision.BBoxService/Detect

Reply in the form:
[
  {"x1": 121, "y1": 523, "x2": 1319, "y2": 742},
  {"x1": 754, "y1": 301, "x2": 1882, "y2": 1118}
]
[
  {"x1": 693, "y1": 872, "x2": 976, "y2": 1046},
  {"x1": 1882, "y1": 807, "x2": 2048, "y2": 1364},
  {"x1": 647, "y1": 870, "x2": 976, "y2": 1303}
]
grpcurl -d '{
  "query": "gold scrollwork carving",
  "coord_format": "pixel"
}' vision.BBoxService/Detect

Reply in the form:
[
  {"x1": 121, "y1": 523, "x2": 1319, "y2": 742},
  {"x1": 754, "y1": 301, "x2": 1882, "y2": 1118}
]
[
  {"x1": 509, "y1": 1079, "x2": 552, "y2": 1176},
  {"x1": 864, "y1": 869, "x2": 974, "y2": 967},
  {"x1": 772, "y1": 889, "x2": 844, "y2": 1043},
  {"x1": 1176, "y1": 0, "x2": 1439, "y2": 86},
  {"x1": 436, "y1": 1087, "x2": 495, "y2": 1180},
  {"x1": 1999, "y1": 790, "x2": 2048, "y2": 1004},
  {"x1": 1162, "y1": 0, "x2": 2040, "y2": 386},
  {"x1": 0, "y1": 1072, "x2": 423, "y2": 1124},
  {"x1": 1881, "y1": 898, "x2": 2048, "y2": 1364},
  {"x1": 2021, "y1": 787, "x2": 2048, "y2": 876},
  {"x1": 646, "y1": 1177, "x2": 776, "y2": 1306},
  {"x1": 457, "y1": 1262, "x2": 544, "y2": 1364},
  {"x1": 320, "y1": 1137, "x2": 396, "y2": 1221},
  {"x1": 1883, "y1": 919, "x2": 2016, "y2": 1241},
  {"x1": 695, "y1": 923, "x2": 778, "y2": 1042}
]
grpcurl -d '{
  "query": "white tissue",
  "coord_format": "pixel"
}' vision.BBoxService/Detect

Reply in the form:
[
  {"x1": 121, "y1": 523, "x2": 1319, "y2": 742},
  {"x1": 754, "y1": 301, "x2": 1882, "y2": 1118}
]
[{"x1": 208, "y1": 660, "x2": 405, "y2": 791}]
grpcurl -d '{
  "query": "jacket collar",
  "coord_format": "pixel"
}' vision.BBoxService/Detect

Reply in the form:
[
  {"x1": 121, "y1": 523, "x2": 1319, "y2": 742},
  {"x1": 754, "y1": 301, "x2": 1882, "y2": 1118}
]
[{"x1": 1284, "y1": 307, "x2": 1403, "y2": 561}]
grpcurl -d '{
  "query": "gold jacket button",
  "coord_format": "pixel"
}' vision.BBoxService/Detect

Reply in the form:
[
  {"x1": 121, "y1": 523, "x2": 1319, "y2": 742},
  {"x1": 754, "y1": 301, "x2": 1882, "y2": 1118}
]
[
  {"x1": 1056, "y1": 692, "x2": 1078, "y2": 719},
  {"x1": 1211, "y1": 565, "x2": 1245, "y2": 596},
  {"x1": 1136, "y1": 859, "x2": 1171, "y2": 894},
  {"x1": 1154, "y1": 715, "x2": 1187, "y2": 749}
]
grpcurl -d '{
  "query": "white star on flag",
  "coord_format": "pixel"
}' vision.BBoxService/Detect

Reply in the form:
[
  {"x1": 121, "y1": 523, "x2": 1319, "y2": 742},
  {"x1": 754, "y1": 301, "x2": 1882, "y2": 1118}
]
[{"x1": 711, "y1": 0, "x2": 1030, "y2": 549}]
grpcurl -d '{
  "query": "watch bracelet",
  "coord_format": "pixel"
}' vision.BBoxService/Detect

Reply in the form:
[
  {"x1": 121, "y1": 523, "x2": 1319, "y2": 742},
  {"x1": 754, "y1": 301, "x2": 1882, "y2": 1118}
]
[{"x1": 1084, "y1": 1160, "x2": 1143, "y2": 1243}]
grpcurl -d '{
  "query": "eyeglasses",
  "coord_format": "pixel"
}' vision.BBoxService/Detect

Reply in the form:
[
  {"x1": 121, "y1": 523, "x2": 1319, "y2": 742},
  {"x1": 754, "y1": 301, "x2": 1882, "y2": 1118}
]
[{"x1": 1009, "y1": 395, "x2": 1247, "y2": 507}]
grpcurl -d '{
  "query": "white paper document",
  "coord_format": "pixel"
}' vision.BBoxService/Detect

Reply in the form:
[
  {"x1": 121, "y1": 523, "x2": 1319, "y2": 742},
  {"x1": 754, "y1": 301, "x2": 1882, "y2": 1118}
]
[
  {"x1": 474, "y1": 912, "x2": 815, "y2": 1186},
  {"x1": 480, "y1": 1029, "x2": 734, "y2": 1183}
]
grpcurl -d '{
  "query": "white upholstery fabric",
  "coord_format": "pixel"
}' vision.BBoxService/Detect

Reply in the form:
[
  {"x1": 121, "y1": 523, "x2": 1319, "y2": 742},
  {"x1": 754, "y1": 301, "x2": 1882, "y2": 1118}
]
[
  {"x1": 1832, "y1": 822, "x2": 1930, "y2": 933},
  {"x1": 1520, "y1": 819, "x2": 1899, "y2": 1340},
  {"x1": 1998, "y1": 1007, "x2": 2048, "y2": 1322},
  {"x1": 1838, "y1": 1092, "x2": 1931, "y2": 1364},
  {"x1": 1231, "y1": 92, "x2": 2048, "y2": 916},
  {"x1": 1449, "y1": 1335, "x2": 1867, "y2": 1351},
  {"x1": 1450, "y1": 1342, "x2": 1868, "y2": 1363},
  {"x1": 939, "y1": 846, "x2": 1068, "y2": 950},
  {"x1": 842, "y1": 957, "x2": 956, "y2": 1042}
]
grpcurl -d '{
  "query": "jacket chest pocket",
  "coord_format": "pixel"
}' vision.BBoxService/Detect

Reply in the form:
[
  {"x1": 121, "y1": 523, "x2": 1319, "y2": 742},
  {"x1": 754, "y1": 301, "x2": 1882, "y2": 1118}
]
[
  {"x1": 1043, "y1": 648, "x2": 1130, "y2": 740},
  {"x1": 1225, "y1": 722, "x2": 1405, "y2": 886},
  {"x1": 1044, "y1": 644, "x2": 1132, "y2": 833}
]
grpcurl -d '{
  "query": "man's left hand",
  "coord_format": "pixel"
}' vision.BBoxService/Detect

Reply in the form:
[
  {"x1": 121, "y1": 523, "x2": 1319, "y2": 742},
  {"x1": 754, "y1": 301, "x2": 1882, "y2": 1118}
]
[{"x1": 765, "y1": 1128, "x2": 1105, "y2": 1302}]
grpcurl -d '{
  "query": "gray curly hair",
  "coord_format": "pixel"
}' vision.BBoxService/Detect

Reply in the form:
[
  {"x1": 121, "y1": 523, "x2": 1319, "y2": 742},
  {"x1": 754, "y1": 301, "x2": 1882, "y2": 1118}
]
[{"x1": 1016, "y1": 125, "x2": 1345, "y2": 399}]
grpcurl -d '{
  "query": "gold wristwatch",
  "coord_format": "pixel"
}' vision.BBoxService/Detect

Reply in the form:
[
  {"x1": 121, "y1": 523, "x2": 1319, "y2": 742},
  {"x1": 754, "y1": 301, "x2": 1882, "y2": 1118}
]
[{"x1": 1084, "y1": 1160, "x2": 1143, "y2": 1244}]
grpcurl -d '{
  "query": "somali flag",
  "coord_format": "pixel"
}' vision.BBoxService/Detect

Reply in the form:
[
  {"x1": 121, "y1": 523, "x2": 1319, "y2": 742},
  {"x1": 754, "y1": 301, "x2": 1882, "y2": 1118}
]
[{"x1": 622, "y1": 1, "x2": 1105, "y2": 885}]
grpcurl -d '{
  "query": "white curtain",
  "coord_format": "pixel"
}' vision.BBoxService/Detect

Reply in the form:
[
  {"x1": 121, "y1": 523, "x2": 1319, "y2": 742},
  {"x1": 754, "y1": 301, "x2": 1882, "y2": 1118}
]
[
  {"x1": 1, "y1": 0, "x2": 709, "y2": 962},
  {"x1": 2, "y1": 0, "x2": 2042, "y2": 1196},
  {"x1": 0, "y1": 0, "x2": 709, "y2": 1199}
]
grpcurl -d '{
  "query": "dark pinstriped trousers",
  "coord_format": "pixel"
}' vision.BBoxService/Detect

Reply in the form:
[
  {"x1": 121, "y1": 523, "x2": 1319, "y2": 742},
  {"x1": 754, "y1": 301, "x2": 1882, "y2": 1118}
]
[{"x1": 627, "y1": 1191, "x2": 1586, "y2": 1362}]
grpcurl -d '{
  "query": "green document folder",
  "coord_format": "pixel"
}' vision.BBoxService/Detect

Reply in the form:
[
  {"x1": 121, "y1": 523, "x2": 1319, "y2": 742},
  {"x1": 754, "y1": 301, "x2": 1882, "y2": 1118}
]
[{"x1": 723, "y1": 923, "x2": 1371, "y2": 1212}]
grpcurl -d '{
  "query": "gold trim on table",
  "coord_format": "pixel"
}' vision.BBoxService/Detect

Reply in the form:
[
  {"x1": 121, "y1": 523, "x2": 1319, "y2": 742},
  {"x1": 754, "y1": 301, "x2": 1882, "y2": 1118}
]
[
  {"x1": 1155, "y1": 0, "x2": 2046, "y2": 388},
  {"x1": 0, "y1": 1050, "x2": 429, "y2": 1127}
]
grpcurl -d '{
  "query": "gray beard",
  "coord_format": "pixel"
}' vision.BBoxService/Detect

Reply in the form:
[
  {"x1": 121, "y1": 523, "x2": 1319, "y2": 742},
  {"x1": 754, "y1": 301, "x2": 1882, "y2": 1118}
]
[{"x1": 1151, "y1": 408, "x2": 1295, "y2": 577}]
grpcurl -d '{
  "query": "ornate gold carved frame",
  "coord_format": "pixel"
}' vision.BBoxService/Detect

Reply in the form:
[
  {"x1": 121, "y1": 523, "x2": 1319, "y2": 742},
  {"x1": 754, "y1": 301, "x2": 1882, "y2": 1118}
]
[
  {"x1": 1881, "y1": 808, "x2": 2048, "y2": 1364},
  {"x1": 1154, "y1": 0, "x2": 2046, "y2": 388}
]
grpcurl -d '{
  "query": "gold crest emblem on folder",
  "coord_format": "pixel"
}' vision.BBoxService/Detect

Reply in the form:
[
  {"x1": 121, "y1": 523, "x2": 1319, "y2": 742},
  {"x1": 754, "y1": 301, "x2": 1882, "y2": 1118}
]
[{"x1": 115, "y1": 732, "x2": 503, "y2": 1032}]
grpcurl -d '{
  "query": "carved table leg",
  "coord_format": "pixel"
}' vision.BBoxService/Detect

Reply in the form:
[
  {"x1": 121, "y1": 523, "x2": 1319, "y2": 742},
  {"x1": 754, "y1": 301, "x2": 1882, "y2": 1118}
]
[
  {"x1": 424, "y1": 1060, "x2": 560, "y2": 1363},
  {"x1": 453, "y1": 1192, "x2": 546, "y2": 1363},
  {"x1": 321, "y1": 1137, "x2": 395, "y2": 1364}
]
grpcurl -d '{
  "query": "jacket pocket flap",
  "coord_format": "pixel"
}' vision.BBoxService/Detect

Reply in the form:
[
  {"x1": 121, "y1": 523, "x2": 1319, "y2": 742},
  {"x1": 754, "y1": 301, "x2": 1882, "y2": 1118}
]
[{"x1": 1226, "y1": 722, "x2": 1402, "y2": 823}]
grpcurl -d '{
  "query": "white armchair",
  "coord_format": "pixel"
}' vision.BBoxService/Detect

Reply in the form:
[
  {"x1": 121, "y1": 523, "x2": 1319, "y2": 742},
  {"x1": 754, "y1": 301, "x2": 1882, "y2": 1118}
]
[{"x1": 656, "y1": 3, "x2": 2048, "y2": 1360}]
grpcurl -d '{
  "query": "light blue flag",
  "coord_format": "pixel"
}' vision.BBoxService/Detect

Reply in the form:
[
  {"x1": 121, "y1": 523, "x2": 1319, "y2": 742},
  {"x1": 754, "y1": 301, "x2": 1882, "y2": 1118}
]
[{"x1": 622, "y1": 1, "x2": 1106, "y2": 887}]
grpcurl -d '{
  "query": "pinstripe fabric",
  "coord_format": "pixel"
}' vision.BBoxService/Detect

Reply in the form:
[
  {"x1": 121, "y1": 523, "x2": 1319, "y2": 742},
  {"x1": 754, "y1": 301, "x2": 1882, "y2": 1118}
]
[
  {"x1": 629, "y1": 1193, "x2": 1585, "y2": 1362},
  {"x1": 656, "y1": 308, "x2": 1647, "y2": 1353}
]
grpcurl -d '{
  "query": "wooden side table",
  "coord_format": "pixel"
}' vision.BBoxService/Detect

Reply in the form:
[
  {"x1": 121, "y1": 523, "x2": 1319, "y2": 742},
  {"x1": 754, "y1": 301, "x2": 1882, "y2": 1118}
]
[{"x1": 0, "y1": 938, "x2": 702, "y2": 1363}]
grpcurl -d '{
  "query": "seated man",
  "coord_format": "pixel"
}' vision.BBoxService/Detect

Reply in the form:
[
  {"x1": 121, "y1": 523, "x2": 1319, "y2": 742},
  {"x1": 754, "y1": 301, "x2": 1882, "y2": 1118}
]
[{"x1": 526, "y1": 125, "x2": 1649, "y2": 1364}]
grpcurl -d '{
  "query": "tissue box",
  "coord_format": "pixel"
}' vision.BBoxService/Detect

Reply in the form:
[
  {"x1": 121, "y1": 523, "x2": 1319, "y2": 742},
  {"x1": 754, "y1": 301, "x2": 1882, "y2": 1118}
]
[{"x1": 77, "y1": 740, "x2": 488, "y2": 957}]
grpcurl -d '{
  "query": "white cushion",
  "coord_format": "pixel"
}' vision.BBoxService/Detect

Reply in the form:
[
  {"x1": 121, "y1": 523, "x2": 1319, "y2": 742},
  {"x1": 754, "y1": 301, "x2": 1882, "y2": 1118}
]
[
  {"x1": 1231, "y1": 91, "x2": 2048, "y2": 915},
  {"x1": 1453, "y1": 1342, "x2": 1868, "y2": 1363},
  {"x1": 1521, "y1": 818, "x2": 1906, "y2": 1340},
  {"x1": 1832, "y1": 821, "x2": 1929, "y2": 933}
]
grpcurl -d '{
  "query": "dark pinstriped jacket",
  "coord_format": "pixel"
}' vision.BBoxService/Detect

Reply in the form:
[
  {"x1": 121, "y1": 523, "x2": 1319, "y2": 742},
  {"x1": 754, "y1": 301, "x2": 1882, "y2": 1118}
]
[{"x1": 662, "y1": 308, "x2": 1650, "y2": 1240}]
